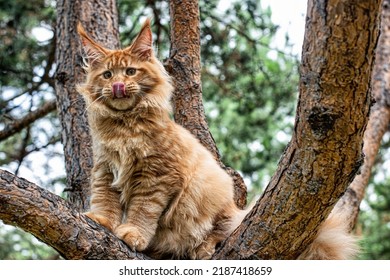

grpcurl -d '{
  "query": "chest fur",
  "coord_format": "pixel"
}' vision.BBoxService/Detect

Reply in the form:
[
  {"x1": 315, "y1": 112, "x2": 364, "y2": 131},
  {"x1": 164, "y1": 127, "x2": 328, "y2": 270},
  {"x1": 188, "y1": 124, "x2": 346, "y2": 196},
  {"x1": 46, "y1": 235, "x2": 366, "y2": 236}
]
[
  {"x1": 95, "y1": 123, "x2": 180, "y2": 187},
  {"x1": 100, "y1": 133, "x2": 154, "y2": 188}
]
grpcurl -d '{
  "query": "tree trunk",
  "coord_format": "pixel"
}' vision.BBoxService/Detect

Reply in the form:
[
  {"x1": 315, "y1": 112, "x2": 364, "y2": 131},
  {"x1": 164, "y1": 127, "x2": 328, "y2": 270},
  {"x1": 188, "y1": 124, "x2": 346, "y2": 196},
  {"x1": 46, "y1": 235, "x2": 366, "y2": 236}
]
[
  {"x1": 335, "y1": 0, "x2": 390, "y2": 231},
  {"x1": 214, "y1": 0, "x2": 382, "y2": 259},
  {"x1": 166, "y1": 0, "x2": 247, "y2": 208},
  {"x1": 54, "y1": 0, "x2": 119, "y2": 211}
]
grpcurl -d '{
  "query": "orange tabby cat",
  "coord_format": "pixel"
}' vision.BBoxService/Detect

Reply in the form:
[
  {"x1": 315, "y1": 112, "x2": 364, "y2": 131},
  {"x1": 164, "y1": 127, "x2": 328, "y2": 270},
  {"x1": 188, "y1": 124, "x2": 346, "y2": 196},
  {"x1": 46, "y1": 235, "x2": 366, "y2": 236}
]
[{"x1": 77, "y1": 19, "x2": 358, "y2": 259}]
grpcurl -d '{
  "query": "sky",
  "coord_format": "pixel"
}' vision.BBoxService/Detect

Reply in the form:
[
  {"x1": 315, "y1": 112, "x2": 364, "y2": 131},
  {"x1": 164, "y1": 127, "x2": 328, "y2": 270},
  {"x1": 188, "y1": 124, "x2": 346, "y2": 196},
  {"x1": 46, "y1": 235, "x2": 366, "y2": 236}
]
[{"x1": 261, "y1": 0, "x2": 307, "y2": 56}]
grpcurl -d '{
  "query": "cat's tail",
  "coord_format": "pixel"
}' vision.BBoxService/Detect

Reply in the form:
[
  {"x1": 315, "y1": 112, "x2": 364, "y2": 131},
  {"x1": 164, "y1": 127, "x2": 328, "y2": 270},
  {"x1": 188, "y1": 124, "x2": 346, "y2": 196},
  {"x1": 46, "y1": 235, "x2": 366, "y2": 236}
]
[
  {"x1": 229, "y1": 203, "x2": 359, "y2": 260},
  {"x1": 228, "y1": 200, "x2": 257, "y2": 234},
  {"x1": 298, "y1": 208, "x2": 360, "y2": 260}
]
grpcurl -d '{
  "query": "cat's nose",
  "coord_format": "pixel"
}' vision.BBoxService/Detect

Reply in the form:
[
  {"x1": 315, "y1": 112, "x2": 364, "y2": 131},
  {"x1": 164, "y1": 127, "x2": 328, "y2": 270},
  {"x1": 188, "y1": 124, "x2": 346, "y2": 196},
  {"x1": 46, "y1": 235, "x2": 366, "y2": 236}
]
[{"x1": 112, "y1": 82, "x2": 126, "y2": 98}]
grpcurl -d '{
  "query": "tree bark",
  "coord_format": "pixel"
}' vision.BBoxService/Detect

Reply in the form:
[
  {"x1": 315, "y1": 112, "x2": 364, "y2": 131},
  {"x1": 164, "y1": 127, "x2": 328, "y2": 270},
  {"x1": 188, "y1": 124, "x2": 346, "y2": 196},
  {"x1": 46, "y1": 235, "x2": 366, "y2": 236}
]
[
  {"x1": 0, "y1": 169, "x2": 149, "y2": 260},
  {"x1": 54, "y1": 0, "x2": 120, "y2": 211},
  {"x1": 214, "y1": 0, "x2": 382, "y2": 259},
  {"x1": 166, "y1": 0, "x2": 247, "y2": 208},
  {"x1": 335, "y1": 0, "x2": 390, "y2": 231}
]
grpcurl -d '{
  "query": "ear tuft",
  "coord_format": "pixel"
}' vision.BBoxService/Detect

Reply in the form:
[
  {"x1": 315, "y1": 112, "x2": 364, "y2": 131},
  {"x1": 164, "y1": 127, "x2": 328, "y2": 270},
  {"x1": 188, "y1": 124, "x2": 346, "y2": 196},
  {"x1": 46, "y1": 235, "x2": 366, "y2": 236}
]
[
  {"x1": 77, "y1": 22, "x2": 109, "y2": 66},
  {"x1": 128, "y1": 18, "x2": 153, "y2": 61}
]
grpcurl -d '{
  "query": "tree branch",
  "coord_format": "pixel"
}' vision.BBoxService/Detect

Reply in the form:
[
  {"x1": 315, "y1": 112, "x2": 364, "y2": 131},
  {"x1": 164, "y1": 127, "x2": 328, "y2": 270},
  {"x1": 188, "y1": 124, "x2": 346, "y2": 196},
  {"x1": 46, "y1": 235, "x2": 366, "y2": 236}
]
[
  {"x1": 0, "y1": 100, "x2": 57, "y2": 142},
  {"x1": 0, "y1": 169, "x2": 149, "y2": 260},
  {"x1": 213, "y1": 0, "x2": 381, "y2": 259},
  {"x1": 336, "y1": 0, "x2": 390, "y2": 231},
  {"x1": 204, "y1": 13, "x2": 291, "y2": 58}
]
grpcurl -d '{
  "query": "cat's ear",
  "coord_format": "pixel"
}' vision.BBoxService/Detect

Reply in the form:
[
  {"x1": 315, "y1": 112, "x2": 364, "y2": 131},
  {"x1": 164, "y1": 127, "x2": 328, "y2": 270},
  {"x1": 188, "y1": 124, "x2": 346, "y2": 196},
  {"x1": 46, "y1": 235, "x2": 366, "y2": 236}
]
[
  {"x1": 127, "y1": 19, "x2": 153, "y2": 61},
  {"x1": 77, "y1": 22, "x2": 110, "y2": 65}
]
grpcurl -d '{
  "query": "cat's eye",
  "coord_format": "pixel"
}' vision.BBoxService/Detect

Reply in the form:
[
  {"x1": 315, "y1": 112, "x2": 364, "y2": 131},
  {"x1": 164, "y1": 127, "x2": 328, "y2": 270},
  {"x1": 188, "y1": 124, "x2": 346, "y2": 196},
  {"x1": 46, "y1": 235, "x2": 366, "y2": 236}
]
[
  {"x1": 126, "y1": 68, "x2": 137, "y2": 76},
  {"x1": 102, "y1": 71, "x2": 112, "y2": 79}
]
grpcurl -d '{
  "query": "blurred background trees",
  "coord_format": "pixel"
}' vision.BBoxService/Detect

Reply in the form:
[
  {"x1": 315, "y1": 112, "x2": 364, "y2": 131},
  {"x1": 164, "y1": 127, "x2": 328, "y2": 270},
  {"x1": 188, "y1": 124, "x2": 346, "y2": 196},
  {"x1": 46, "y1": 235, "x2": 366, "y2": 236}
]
[{"x1": 0, "y1": 0, "x2": 388, "y2": 259}]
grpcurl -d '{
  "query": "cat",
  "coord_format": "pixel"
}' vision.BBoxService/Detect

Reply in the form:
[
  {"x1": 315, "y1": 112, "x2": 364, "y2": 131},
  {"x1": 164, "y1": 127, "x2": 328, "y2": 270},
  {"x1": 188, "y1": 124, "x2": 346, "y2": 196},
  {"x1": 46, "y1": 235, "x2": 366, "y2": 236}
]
[{"x1": 77, "y1": 19, "x2": 358, "y2": 260}]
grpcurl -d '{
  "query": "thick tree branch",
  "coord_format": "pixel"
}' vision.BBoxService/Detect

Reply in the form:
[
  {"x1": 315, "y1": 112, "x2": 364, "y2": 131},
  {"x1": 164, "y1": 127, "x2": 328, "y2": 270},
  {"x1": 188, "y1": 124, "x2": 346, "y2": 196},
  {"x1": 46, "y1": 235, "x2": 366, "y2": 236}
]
[
  {"x1": 0, "y1": 100, "x2": 57, "y2": 142},
  {"x1": 0, "y1": 169, "x2": 149, "y2": 260},
  {"x1": 336, "y1": 0, "x2": 390, "y2": 231},
  {"x1": 213, "y1": 0, "x2": 382, "y2": 259}
]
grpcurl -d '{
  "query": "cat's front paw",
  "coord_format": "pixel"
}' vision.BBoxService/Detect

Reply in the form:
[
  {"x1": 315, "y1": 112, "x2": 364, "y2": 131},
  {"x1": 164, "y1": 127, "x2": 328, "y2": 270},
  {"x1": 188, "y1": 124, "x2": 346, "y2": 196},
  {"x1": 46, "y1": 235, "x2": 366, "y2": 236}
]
[
  {"x1": 115, "y1": 224, "x2": 149, "y2": 251},
  {"x1": 84, "y1": 212, "x2": 115, "y2": 232}
]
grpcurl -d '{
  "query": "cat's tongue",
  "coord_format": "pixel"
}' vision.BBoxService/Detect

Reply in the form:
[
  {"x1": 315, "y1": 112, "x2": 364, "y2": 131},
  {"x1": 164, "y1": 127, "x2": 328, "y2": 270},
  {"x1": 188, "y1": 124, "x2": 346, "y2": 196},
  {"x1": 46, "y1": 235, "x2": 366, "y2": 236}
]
[{"x1": 112, "y1": 82, "x2": 126, "y2": 99}]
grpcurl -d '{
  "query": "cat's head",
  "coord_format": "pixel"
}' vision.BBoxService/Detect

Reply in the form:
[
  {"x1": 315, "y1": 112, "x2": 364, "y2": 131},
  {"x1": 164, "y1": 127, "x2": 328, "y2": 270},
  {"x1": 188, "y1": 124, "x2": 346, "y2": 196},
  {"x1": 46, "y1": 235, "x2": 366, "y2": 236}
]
[{"x1": 77, "y1": 19, "x2": 172, "y2": 115}]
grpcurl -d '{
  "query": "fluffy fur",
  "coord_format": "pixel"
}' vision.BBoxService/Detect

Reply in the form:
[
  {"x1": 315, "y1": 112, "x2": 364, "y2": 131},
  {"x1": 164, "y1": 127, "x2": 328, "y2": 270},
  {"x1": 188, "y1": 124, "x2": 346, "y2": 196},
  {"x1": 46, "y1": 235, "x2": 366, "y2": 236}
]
[
  {"x1": 77, "y1": 19, "x2": 358, "y2": 260},
  {"x1": 299, "y1": 208, "x2": 359, "y2": 260}
]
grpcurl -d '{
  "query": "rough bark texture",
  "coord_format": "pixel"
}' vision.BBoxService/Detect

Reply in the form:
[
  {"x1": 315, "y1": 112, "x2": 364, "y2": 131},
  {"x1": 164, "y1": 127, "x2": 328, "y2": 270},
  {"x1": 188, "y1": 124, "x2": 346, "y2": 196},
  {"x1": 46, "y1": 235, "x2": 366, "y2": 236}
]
[
  {"x1": 336, "y1": 0, "x2": 390, "y2": 231},
  {"x1": 166, "y1": 0, "x2": 247, "y2": 208},
  {"x1": 0, "y1": 169, "x2": 149, "y2": 260},
  {"x1": 54, "y1": 0, "x2": 119, "y2": 211},
  {"x1": 213, "y1": 0, "x2": 382, "y2": 259}
]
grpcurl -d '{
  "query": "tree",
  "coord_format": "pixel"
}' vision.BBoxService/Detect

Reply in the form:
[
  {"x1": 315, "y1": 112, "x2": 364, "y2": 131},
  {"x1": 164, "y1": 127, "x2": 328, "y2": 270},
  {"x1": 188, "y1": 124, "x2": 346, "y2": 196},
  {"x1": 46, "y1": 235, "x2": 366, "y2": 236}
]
[{"x1": 0, "y1": 0, "x2": 386, "y2": 259}]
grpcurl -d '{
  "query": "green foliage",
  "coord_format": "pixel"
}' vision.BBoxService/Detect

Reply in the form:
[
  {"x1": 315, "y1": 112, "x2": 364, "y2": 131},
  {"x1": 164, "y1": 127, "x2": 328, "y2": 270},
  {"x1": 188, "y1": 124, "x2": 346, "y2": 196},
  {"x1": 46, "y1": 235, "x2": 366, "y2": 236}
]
[
  {"x1": 0, "y1": 0, "x2": 55, "y2": 87},
  {"x1": 0, "y1": 0, "x2": 60, "y2": 260},
  {"x1": 359, "y1": 164, "x2": 390, "y2": 259},
  {"x1": 0, "y1": 0, "x2": 58, "y2": 184},
  {"x1": 200, "y1": 0, "x2": 298, "y2": 193},
  {"x1": 0, "y1": 222, "x2": 58, "y2": 259}
]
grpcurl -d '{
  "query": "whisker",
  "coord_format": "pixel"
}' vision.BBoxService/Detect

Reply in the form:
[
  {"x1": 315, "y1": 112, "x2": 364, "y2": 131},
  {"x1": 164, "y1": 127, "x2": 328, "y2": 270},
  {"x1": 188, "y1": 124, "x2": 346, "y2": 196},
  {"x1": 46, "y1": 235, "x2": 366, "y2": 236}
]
[
  {"x1": 83, "y1": 95, "x2": 106, "y2": 116},
  {"x1": 70, "y1": 96, "x2": 86, "y2": 106}
]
